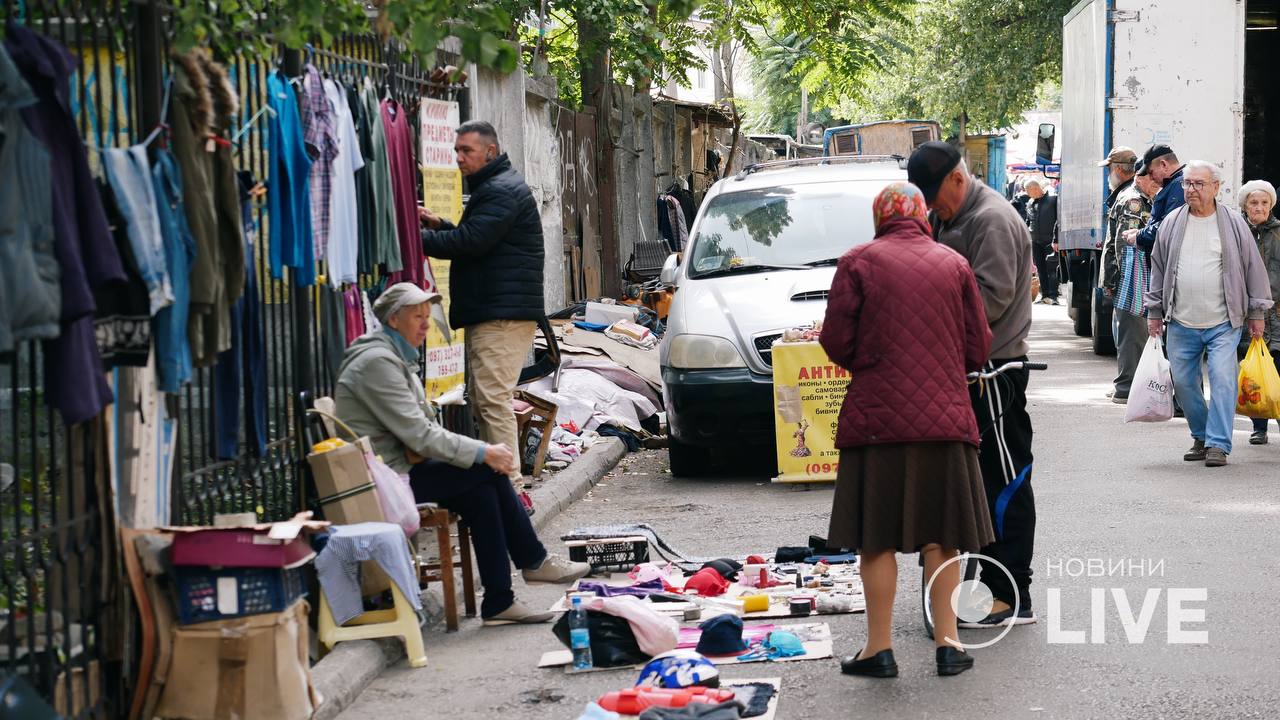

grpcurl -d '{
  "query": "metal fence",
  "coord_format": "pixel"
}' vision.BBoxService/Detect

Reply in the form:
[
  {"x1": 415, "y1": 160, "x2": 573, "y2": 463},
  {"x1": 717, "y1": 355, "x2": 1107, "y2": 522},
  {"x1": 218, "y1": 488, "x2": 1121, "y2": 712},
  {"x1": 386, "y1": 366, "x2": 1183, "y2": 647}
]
[{"x1": 1, "y1": 1, "x2": 469, "y2": 714}]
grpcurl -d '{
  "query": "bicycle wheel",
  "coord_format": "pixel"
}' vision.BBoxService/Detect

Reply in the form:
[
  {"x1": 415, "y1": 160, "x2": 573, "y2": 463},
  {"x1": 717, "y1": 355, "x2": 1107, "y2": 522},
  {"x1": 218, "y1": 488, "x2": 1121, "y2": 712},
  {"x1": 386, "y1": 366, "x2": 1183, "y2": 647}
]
[{"x1": 920, "y1": 553, "x2": 977, "y2": 639}]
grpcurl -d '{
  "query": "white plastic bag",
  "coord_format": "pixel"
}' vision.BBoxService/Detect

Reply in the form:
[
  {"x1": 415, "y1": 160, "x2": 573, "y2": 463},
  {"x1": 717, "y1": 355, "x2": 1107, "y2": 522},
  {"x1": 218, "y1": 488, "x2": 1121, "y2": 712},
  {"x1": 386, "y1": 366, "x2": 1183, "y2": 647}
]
[
  {"x1": 365, "y1": 453, "x2": 420, "y2": 536},
  {"x1": 1125, "y1": 337, "x2": 1175, "y2": 423}
]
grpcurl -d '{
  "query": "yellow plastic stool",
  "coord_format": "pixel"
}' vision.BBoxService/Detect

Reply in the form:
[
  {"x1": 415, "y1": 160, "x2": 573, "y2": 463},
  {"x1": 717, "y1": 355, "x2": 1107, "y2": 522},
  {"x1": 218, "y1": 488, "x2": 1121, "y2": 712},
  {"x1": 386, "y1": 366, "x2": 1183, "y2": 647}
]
[{"x1": 317, "y1": 582, "x2": 428, "y2": 667}]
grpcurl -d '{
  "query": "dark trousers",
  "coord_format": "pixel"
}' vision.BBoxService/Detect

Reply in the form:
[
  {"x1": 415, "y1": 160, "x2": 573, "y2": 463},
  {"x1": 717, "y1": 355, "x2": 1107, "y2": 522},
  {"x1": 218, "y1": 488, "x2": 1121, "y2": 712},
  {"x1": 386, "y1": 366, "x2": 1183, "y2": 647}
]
[
  {"x1": 409, "y1": 460, "x2": 547, "y2": 617},
  {"x1": 1032, "y1": 243, "x2": 1059, "y2": 299},
  {"x1": 1113, "y1": 309, "x2": 1148, "y2": 396},
  {"x1": 970, "y1": 358, "x2": 1037, "y2": 611}
]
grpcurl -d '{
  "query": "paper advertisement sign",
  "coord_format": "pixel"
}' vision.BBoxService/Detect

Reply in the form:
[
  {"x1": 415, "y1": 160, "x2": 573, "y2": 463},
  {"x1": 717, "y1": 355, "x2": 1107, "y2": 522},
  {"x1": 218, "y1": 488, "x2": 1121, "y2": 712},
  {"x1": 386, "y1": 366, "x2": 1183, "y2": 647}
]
[{"x1": 771, "y1": 341, "x2": 845, "y2": 483}]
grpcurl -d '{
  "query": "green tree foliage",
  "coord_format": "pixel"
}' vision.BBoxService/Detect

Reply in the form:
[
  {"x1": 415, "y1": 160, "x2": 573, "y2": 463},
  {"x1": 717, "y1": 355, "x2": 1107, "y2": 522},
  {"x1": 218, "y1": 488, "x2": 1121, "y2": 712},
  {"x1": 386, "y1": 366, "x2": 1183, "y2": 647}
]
[
  {"x1": 172, "y1": 0, "x2": 520, "y2": 72},
  {"x1": 835, "y1": 0, "x2": 1076, "y2": 131}
]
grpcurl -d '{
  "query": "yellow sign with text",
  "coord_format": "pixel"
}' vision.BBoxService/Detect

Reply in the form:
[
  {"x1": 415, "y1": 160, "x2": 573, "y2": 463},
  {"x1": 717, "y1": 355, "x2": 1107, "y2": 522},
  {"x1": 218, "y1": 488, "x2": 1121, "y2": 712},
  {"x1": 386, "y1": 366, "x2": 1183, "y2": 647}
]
[
  {"x1": 771, "y1": 341, "x2": 846, "y2": 483},
  {"x1": 420, "y1": 99, "x2": 466, "y2": 401}
]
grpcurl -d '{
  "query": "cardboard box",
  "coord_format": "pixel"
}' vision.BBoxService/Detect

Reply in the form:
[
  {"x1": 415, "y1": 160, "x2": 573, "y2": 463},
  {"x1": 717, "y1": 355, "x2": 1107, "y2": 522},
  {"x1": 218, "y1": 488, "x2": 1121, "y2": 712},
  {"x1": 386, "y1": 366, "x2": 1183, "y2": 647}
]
[
  {"x1": 155, "y1": 599, "x2": 319, "y2": 720},
  {"x1": 585, "y1": 301, "x2": 639, "y2": 326},
  {"x1": 306, "y1": 443, "x2": 393, "y2": 595}
]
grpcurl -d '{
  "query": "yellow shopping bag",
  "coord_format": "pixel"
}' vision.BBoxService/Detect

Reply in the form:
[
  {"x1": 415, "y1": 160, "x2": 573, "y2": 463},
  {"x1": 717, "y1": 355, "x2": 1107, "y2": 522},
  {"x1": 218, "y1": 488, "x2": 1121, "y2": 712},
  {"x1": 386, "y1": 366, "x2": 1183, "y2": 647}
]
[{"x1": 1236, "y1": 338, "x2": 1280, "y2": 419}]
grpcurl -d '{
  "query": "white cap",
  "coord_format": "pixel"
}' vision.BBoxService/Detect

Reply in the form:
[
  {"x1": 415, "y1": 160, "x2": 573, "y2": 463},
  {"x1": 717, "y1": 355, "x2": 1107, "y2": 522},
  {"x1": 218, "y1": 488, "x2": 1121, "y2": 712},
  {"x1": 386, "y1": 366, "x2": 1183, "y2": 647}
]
[{"x1": 372, "y1": 282, "x2": 442, "y2": 323}]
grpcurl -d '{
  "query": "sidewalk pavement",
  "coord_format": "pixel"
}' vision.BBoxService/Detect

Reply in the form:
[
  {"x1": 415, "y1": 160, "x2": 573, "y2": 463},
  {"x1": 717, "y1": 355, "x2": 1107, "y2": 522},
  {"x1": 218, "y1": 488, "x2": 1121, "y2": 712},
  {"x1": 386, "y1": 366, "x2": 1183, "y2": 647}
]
[{"x1": 310, "y1": 437, "x2": 628, "y2": 720}]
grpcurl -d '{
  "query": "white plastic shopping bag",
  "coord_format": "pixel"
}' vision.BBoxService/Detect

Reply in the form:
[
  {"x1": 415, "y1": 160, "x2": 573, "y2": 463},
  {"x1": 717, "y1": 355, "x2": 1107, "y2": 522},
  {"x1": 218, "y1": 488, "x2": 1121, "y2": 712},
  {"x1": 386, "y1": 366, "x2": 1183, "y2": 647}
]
[
  {"x1": 365, "y1": 453, "x2": 421, "y2": 537},
  {"x1": 1125, "y1": 337, "x2": 1175, "y2": 423}
]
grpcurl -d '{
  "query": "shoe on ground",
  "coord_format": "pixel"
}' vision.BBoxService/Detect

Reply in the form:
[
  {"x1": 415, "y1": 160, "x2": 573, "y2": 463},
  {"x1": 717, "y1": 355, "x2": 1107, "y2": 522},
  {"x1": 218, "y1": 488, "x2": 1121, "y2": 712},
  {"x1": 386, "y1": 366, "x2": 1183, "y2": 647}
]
[
  {"x1": 1111, "y1": 393, "x2": 1128, "y2": 405},
  {"x1": 958, "y1": 606, "x2": 1036, "y2": 629},
  {"x1": 1173, "y1": 407, "x2": 1185, "y2": 418},
  {"x1": 1204, "y1": 447, "x2": 1228, "y2": 467},
  {"x1": 482, "y1": 600, "x2": 555, "y2": 626},
  {"x1": 1250, "y1": 431, "x2": 1269, "y2": 446},
  {"x1": 840, "y1": 648, "x2": 897, "y2": 678},
  {"x1": 523, "y1": 554, "x2": 591, "y2": 584},
  {"x1": 936, "y1": 646, "x2": 974, "y2": 676},
  {"x1": 1183, "y1": 439, "x2": 1207, "y2": 462}
]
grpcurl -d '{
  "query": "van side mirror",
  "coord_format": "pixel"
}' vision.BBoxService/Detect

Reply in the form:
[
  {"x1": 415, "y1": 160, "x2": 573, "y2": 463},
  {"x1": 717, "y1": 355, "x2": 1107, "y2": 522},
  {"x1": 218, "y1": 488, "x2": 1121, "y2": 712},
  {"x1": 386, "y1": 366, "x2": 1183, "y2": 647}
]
[
  {"x1": 1036, "y1": 123, "x2": 1056, "y2": 166},
  {"x1": 659, "y1": 253, "x2": 680, "y2": 286}
]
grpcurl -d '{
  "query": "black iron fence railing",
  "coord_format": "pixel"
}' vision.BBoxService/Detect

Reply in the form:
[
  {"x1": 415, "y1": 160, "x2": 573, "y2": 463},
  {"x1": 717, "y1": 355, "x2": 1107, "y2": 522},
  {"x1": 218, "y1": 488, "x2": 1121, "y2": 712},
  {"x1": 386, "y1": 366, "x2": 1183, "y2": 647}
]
[{"x1": 1, "y1": 1, "x2": 470, "y2": 714}]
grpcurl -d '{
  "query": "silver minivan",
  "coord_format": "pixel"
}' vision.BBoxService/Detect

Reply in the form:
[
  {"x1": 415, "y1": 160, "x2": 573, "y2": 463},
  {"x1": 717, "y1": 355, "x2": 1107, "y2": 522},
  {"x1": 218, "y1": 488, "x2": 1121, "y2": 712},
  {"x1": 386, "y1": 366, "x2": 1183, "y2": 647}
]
[{"x1": 659, "y1": 157, "x2": 907, "y2": 475}]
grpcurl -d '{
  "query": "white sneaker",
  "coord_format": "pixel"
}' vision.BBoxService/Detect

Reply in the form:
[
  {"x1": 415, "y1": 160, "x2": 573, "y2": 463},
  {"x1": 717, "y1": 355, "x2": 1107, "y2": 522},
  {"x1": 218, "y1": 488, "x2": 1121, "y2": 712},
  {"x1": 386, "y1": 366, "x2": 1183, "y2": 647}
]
[{"x1": 523, "y1": 554, "x2": 591, "y2": 584}]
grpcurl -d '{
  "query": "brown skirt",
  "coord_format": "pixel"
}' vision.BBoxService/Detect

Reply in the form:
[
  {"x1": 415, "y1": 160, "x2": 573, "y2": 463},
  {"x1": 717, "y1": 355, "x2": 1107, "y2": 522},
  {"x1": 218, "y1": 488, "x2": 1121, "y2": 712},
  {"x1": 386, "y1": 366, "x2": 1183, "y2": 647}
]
[{"x1": 827, "y1": 442, "x2": 995, "y2": 554}]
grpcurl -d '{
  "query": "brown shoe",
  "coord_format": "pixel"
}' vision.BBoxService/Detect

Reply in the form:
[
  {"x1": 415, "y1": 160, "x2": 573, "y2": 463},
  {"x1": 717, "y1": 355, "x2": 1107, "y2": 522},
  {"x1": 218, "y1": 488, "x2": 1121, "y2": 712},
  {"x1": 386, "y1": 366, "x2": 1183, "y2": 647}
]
[
  {"x1": 1204, "y1": 448, "x2": 1228, "y2": 467},
  {"x1": 1183, "y1": 440, "x2": 1207, "y2": 462}
]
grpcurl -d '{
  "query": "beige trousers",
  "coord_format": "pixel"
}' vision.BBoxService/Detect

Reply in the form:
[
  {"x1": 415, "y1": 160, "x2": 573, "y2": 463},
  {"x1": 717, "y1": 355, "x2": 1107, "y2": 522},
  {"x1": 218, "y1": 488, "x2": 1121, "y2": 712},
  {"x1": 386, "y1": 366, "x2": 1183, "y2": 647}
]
[{"x1": 466, "y1": 319, "x2": 537, "y2": 480}]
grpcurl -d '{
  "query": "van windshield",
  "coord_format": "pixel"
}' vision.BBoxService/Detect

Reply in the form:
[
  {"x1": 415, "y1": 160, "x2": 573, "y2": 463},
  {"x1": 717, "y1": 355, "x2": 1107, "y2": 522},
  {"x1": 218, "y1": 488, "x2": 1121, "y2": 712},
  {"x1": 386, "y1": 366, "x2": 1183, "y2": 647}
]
[{"x1": 687, "y1": 182, "x2": 880, "y2": 278}]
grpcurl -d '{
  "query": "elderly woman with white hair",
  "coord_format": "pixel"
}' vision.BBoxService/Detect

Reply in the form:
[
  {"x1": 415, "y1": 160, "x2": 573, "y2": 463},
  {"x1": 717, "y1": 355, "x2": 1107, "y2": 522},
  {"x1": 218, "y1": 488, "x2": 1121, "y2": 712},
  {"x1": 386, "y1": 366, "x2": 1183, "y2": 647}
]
[
  {"x1": 334, "y1": 282, "x2": 588, "y2": 625},
  {"x1": 1238, "y1": 180, "x2": 1280, "y2": 444}
]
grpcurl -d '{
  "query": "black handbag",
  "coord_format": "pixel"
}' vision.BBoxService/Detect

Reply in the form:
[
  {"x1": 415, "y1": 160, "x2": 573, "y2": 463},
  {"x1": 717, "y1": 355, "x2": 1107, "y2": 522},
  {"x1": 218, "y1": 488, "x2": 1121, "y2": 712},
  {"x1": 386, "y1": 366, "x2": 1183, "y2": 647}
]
[{"x1": 552, "y1": 609, "x2": 649, "y2": 668}]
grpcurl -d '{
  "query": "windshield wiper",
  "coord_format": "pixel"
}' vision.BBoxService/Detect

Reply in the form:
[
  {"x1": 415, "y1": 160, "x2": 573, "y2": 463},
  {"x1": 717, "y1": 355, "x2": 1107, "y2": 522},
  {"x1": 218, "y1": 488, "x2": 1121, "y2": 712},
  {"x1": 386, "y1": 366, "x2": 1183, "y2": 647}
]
[
  {"x1": 804, "y1": 258, "x2": 841, "y2": 267},
  {"x1": 695, "y1": 263, "x2": 809, "y2": 279}
]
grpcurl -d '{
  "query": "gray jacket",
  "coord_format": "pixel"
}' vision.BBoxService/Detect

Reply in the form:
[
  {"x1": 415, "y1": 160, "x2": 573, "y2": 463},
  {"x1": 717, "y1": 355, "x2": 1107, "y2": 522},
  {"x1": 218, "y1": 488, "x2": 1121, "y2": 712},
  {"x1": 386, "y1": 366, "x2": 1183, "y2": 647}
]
[
  {"x1": 1247, "y1": 217, "x2": 1280, "y2": 350},
  {"x1": 0, "y1": 44, "x2": 60, "y2": 354},
  {"x1": 1144, "y1": 204, "x2": 1274, "y2": 328},
  {"x1": 934, "y1": 179, "x2": 1034, "y2": 359},
  {"x1": 334, "y1": 331, "x2": 485, "y2": 473}
]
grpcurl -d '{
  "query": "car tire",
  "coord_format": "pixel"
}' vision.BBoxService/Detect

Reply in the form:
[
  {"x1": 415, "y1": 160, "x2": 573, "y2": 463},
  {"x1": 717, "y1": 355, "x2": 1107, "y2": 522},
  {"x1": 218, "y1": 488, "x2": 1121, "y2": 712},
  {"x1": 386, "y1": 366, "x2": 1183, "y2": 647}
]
[
  {"x1": 668, "y1": 438, "x2": 711, "y2": 477},
  {"x1": 1092, "y1": 289, "x2": 1116, "y2": 356}
]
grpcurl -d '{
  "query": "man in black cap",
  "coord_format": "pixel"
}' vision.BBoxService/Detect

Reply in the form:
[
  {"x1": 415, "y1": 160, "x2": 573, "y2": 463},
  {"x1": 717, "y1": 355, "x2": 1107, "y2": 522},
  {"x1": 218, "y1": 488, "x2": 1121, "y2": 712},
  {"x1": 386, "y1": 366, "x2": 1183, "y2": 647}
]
[
  {"x1": 1123, "y1": 144, "x2": 1186, "y2": 252},
  {"x1": 907, "y1": 141, "x2": 1037, "y2": 630}
]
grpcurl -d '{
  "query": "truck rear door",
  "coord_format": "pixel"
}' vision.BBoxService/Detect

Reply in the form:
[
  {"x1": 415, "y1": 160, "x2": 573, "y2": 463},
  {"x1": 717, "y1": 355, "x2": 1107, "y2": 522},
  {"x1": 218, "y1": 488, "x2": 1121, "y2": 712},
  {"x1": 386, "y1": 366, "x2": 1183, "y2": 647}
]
[{"x1": 1059, "y1": 0, "x2": 1107, "y2": 251}]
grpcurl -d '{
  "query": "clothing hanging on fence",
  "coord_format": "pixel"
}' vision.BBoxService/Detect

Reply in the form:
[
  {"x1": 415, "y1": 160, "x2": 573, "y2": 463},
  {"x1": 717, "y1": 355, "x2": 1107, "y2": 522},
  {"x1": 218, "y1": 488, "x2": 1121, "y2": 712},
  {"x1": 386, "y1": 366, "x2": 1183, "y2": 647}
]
[
  {"x1": 93, "y1": 179, "x2": 153, "y2": 368},
  {"x1": 383, "y1": 98, "x2": 431, "y2": 289},
  {"x1": 363, "y1": 79, "x2": 401, "y2": 272},
  {"x1": 343, "y1": 286, "x2": 365, "y2": 345},
  {"x1": 152, "y1": 149, "x2": 197, "y2": 393},
  {"x1": 171, "y1": 49, "x2": 244, "y2": 369},
  {"x1": 266, "y1": 70, "x2": 316, "y2": 286},
  {"x1": 655, "y1": 193, "x2": 687, "y2": 253},
  {"x1": 103, "y1": 145, "x2": 173, "y2": 315},
  {"x1": 212, "y1": 173, "x2": 269, "y2": 460},
  {"x1": 347, "y1": 82, "x2": 374, "y2": 275},
  {"x1": 320, "y1": 283, "x2": 347, "y2": 388},
  {"x1": 0, "y1": 41, "x2": 59, "y2": 354},
  {"x1": 6, "y1": 23, "x2": 125, "y2": 425},
  {"x1": 302, "y1": 63, "x2": 338, "y2": 263},
  {"x1": 324, "y1": 77, "x2": 364, "y2": 287}
]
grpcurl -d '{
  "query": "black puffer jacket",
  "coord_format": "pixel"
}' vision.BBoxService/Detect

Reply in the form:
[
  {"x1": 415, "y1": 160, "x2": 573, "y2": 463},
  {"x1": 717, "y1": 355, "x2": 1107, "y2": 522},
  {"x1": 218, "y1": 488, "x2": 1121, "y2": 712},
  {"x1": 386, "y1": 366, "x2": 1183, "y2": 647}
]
[
  {"x1": 421, "y1": 154, "x2": 544, "y2": 329},
  {"x1": 1027, "y1": 194, "x2": 1058, "y2": 247}
]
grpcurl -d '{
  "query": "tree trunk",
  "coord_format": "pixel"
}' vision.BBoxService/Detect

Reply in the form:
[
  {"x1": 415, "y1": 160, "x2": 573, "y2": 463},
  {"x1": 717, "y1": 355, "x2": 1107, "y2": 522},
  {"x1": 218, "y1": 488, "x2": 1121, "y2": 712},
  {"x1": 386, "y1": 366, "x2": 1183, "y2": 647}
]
[
  {"x1": 718, "y1": 41, "x2": 739, "y2": 177},
  {"x1": 576, "y1": 10, "x2": 621, "y2": 297}
]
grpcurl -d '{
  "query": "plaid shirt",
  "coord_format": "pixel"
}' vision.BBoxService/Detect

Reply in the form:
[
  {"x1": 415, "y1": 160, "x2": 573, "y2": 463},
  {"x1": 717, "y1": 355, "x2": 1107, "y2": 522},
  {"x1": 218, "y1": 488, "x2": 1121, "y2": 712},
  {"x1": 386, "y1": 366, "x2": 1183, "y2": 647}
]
[{"x1": 301, "y1": 64, "x2": 338, "y2": 261}]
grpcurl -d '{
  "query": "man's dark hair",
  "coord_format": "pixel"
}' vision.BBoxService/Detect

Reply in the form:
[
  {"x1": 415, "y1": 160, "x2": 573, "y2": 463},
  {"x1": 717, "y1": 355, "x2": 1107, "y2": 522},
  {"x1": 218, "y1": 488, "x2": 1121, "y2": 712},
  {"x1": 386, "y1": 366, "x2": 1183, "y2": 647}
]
[{"x1": 457, "y1": 120, "x2": 499, "y2": 146}]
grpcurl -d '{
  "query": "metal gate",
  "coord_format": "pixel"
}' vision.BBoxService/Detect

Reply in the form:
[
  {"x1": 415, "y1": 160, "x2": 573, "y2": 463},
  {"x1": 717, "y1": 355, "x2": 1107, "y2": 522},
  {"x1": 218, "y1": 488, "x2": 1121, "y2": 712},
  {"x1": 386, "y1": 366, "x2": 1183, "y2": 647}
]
[{"x1": 557, "y1": 106, "x2": 605, "y2": 302}]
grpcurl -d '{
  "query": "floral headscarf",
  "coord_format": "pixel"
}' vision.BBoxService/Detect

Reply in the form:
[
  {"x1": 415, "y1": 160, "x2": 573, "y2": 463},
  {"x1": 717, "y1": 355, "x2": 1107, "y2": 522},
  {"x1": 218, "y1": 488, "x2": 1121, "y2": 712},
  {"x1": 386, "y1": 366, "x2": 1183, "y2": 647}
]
[{"x1": 872, "y1": 182, "x2": 930, "y2": 233}]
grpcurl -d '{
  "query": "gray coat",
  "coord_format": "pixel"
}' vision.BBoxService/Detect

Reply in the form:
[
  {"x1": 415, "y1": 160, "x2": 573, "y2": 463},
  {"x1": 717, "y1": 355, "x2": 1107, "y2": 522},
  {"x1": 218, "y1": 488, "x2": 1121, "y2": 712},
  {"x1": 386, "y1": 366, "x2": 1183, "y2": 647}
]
[
  {"x1": 334, "y1": 331, "x2": 485, "y2": 473},
  {"x1": 1247, "y1": 217, "x2": 1280, "y2": 350},
  {"x1": 1145, "y1": 204, "x2": 1274, "y2": 328}
]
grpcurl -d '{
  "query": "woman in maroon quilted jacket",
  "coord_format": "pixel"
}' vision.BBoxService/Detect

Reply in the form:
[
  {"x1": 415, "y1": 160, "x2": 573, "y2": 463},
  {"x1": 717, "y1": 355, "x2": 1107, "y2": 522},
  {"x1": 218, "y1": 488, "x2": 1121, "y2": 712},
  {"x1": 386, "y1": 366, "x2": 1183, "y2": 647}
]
[{"x1": 820, "y1": 182, "x2": 995, "y2": 679}]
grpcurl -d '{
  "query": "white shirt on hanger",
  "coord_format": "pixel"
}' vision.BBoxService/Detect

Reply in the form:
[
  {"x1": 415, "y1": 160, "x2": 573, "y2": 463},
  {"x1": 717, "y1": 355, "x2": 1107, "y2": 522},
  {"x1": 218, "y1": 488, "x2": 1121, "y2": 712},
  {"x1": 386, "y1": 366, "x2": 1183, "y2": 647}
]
[{"x1": 324, "y1": 78, "x2": 365, "y2": 286}]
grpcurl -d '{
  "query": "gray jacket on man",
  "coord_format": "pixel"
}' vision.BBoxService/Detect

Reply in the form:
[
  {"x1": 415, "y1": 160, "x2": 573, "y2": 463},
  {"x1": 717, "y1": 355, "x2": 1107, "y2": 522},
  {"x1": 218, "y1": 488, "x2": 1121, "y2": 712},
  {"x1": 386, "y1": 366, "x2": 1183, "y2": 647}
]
[
  {"x1": 934, "y1": 179, "x2": 1034, "y2": 359},
  {"x1": 1144, "y1": 204, "x2": 1274, "y2": 327},
  {"x1": 335, "y1": 331, "x2": 486, "y2": 474}
]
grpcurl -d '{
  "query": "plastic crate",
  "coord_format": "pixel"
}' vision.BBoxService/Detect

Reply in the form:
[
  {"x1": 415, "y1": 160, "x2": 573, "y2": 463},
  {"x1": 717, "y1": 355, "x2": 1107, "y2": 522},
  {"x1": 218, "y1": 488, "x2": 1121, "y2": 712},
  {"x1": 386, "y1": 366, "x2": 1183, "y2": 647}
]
[
  {"x1": 173, "y1": 565, "x2": 307, "y2": 625},
  {"x1": 565, "y1": 537, "x2": 649, "y2": 573}
]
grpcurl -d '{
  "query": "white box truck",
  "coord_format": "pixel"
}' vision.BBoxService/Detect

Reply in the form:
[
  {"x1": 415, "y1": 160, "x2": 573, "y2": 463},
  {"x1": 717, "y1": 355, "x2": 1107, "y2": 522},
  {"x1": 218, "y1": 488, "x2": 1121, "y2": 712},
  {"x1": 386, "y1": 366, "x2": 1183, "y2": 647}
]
[{"x1": 1058, "y1": 0, "x2": 1275, "y2": 354}]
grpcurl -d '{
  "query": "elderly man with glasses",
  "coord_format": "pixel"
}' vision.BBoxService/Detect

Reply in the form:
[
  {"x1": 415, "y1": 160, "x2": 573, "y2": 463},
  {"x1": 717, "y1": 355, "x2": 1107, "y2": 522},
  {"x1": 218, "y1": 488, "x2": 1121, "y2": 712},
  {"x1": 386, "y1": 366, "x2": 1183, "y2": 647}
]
[{"x1": 1145, "y1": 161, "x2": 1275, "y2": 467}]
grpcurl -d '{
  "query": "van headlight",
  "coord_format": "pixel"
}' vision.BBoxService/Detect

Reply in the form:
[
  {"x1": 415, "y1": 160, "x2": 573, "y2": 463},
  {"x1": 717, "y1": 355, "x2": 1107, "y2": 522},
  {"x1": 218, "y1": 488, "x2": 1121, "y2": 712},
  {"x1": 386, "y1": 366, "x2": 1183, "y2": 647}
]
[{"x1": 667, "y1": 334, "x2": 746, "y2": 369}]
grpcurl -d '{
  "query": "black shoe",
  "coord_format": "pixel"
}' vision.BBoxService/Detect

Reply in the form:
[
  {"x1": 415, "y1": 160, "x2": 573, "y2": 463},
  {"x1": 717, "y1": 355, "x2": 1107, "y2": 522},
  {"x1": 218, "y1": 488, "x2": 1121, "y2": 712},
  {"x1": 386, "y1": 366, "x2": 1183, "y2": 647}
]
[
  {"x1": 1183, "y1": 439, "x2": 1207, "y2": 462},
  {"x1": 1173, "y1": 407, "x2": 1185, "y2": 418},
  {"x1": 958, "y1": 606, "x2": 1037, "y2": 629},
  {"x1": 936, "y1": 646, "x2": 974, "y2": 676},
  {"x1": 840, "y1": 648, "x2": 897, "y2": 678},
  {"x1": 1250, "y1": 431, "x2": 1268, "y2": 446}
]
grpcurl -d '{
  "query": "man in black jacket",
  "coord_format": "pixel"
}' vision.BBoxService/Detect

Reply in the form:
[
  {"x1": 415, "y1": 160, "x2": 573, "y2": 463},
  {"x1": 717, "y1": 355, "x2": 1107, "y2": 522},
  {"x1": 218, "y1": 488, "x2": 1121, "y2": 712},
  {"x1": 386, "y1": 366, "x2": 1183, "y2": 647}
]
[
  {"x1": 1025, "y1": 178, "x2": 1060, "y2": 305},
  {"x1": 419, "y1": 121, "x2": 545, "y2": 484}
]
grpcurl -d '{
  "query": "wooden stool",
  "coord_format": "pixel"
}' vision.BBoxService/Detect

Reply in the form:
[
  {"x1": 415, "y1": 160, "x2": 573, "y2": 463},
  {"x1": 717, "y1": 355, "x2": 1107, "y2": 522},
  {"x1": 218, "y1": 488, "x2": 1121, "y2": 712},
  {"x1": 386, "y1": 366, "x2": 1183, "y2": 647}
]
[
  {"x1": 514, "y1": 390, "x2": 558, "y2": 478},
  {"x1": 417, "y1": 505, "x2": 477, "y2": 632},
  {"x1": 318, "y1": 583, "x2": 427, "y2": 667}
]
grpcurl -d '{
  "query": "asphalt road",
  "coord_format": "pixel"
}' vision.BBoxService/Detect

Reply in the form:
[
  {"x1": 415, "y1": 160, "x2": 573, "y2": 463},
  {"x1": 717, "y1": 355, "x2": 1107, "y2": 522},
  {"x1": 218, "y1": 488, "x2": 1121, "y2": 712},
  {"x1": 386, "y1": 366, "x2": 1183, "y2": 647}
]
[{"x1": 339, "y1": 302, "x2": 1280, "y2": 720}]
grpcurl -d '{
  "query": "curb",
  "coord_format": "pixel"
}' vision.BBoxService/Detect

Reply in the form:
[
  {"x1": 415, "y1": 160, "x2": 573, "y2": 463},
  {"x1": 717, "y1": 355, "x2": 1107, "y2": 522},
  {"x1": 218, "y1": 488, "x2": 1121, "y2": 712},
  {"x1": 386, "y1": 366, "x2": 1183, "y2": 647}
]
[{"x1": 309, "y1": 437, "x2": 628, "y2": 719}]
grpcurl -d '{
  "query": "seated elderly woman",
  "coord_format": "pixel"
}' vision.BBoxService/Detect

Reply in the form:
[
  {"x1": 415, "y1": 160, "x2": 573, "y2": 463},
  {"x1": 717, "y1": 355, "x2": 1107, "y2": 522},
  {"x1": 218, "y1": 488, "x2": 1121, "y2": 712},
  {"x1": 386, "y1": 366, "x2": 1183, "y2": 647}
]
[{"x1": 335, "y1": 282, "x2": 589, "y2": 625}]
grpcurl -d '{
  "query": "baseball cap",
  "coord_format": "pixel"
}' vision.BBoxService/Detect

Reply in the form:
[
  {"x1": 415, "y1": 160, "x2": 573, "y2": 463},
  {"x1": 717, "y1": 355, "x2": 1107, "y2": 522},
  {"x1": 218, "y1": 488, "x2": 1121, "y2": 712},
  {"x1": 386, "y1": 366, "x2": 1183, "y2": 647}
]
[
  {"x1": 907, "y1": 141, "x2": 963, "y2": 203},
  {"x1": 1135, "y1": 158, "x2": 1149, "y2": 177},
  {"x1": 372, "y1": 282, "x2": 442, "y2": 323},
  {"x1": 1141, "y1": 144, "x2": 1175, "y2": 167},
  {"x1": 1098, "y1": 146, "x2": 1137, "y2": 168}
]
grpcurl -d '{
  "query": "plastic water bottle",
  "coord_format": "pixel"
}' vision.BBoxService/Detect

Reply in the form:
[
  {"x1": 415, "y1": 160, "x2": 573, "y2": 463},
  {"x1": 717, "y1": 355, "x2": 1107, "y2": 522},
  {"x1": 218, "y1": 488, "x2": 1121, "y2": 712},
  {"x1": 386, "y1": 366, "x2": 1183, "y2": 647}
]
[{"x1": 569, "y1": 597, "x2": 593, "y2": 670}]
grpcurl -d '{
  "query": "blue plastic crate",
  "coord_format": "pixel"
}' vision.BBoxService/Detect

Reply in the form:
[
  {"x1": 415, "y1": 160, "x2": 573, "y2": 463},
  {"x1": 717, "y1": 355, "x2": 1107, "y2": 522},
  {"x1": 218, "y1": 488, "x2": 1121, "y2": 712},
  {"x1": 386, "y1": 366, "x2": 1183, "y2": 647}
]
[{"x1": 173, "y1": 565, "x2": 307, "y2": 625}]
